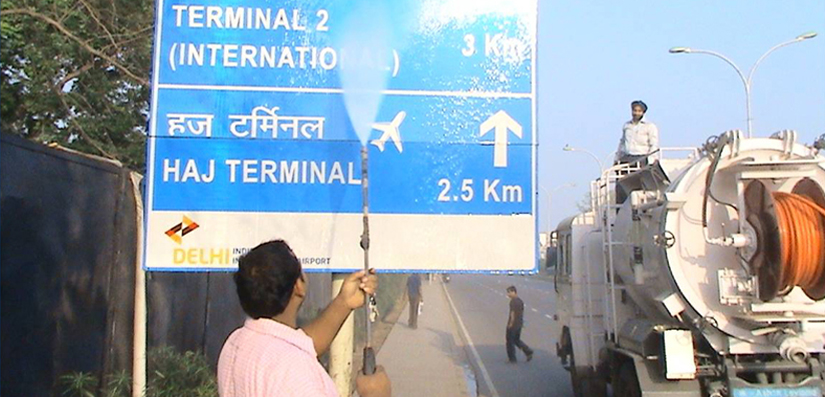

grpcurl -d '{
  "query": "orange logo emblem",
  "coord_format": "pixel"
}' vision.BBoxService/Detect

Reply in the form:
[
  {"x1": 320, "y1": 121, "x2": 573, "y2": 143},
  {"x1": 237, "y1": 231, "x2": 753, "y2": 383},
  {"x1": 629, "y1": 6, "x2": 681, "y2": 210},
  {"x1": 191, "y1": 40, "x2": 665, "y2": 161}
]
[{"x1": 165, "y1": 216, "x2": 200, "y2": 244}]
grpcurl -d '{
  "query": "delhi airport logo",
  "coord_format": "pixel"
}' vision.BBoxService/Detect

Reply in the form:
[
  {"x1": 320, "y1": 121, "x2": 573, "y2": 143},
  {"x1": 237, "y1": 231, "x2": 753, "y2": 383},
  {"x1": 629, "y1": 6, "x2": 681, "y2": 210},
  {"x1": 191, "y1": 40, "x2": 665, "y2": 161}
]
[{"x1": 165, "y1": 216, "x2": 200, "y2": 244}]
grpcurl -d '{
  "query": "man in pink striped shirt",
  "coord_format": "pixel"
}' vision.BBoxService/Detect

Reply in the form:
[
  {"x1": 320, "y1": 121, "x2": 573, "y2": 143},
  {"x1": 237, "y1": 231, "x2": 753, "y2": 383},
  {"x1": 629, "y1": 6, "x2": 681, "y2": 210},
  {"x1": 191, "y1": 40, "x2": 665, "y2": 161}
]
[{"x1": 218, "y1": 240, "x2": 391, "y2": 397}]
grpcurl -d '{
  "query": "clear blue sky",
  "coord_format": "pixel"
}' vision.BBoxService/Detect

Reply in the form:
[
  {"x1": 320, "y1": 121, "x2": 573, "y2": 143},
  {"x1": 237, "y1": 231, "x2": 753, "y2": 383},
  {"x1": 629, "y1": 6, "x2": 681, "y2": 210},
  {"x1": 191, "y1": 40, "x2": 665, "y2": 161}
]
[{"x1": 537, "y1": 1, "x2": 825, "y2": 231}]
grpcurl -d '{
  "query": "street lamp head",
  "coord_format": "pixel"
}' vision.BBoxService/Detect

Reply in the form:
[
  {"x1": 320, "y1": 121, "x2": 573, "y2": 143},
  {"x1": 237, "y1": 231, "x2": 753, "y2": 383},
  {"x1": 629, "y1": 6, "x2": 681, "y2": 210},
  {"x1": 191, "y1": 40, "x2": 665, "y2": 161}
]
[
  {"x1": 671, "y1": 34, "x2": 816, "y2": 139},
  {"x1": 796, "y1": 31, "x2": 817, "y2": 41},
  {"x1": 563, "y1": 144, "x2": 574, "y2": 152}
]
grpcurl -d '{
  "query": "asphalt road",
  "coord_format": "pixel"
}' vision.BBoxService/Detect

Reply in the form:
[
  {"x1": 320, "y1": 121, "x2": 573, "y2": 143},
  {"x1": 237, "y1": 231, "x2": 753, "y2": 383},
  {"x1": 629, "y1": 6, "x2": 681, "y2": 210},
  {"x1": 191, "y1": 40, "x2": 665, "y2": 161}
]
[{"x1": 444, "y1": 274, "x2": 574, "y2": 397}]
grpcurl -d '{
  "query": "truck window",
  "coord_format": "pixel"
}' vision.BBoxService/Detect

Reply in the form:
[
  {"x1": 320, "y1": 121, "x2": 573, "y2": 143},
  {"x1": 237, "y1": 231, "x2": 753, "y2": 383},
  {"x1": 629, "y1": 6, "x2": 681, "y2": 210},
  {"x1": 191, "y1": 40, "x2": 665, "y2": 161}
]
[
  {"x1": 557, "y1": 236, "x2": 565, "y2": 274},
  {"x1": 546, "y1": 246, "x2": 557, "y2": 269}
]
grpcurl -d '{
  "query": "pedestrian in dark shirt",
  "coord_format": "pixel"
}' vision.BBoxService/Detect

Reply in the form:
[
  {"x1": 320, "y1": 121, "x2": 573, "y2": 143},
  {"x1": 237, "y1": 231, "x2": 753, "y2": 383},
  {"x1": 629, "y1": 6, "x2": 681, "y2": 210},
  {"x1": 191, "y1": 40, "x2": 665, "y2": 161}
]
[
  {"x1": 407, "y1": 274, "x2": 422, "y2": 329},
  {"x1": 505, "y1": 286, "x2": 533, "y2": 363}
]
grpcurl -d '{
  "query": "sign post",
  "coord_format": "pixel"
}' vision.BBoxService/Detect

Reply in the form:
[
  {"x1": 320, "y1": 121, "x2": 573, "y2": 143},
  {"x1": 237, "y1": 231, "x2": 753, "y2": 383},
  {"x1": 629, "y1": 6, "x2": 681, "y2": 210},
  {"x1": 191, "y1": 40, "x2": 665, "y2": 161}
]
[
  {"x1": 146, "y1": 0, "x2": 537, "y2": 393},
  {"x1": 145, "y1": 2, "x2": 538, "y2": 272}
]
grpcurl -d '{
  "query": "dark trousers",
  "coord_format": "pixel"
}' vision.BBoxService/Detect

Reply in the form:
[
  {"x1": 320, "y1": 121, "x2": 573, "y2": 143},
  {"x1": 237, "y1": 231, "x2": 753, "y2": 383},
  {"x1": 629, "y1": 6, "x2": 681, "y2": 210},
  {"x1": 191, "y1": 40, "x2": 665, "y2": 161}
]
[
  {"x1": 408, "y1": 295, "x2": 421, "y2": 329},
  {"x1": 615, "y1": 155, "x2": 649, "y2": 204},
  {"x1": 506, "y1": 326, "x2": 532, "y2": 361},
  {"x1": 615, "y1": 154, "x2": 649, "y2": 168}
]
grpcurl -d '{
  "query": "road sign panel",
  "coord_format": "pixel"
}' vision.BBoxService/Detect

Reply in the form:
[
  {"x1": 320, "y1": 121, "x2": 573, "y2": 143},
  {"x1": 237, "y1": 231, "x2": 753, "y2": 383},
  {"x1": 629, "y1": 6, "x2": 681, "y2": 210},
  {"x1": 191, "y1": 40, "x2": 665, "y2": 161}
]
[{"x1": 145, "y1": 0, "x2": 538, "y2": 272}]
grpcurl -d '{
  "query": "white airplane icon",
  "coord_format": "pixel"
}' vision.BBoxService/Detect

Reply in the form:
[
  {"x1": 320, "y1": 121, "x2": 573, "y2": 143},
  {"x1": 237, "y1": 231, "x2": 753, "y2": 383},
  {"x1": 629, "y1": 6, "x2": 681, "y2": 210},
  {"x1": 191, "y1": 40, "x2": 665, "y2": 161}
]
[{"x1": 370, "y1": 111, "x2": 406, "y2": 153}]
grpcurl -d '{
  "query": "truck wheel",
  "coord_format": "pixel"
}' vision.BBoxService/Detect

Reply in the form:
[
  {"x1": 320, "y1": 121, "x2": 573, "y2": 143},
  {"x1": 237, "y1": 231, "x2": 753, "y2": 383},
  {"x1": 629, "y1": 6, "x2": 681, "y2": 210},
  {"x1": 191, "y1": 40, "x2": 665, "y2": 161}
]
[
  {"x1": 613, "y1": 362, "x2": 641, "y2": 397},
  {"x1": 561, "y1": 330, "x2": 582, "y2": 396},
  {"x1": 566, "y1": 333, "x2": 606, "y2": 397},
  {"x1": 559, "y1": 327, "x2": 573, "y2": 369},
  {"x1": 573, "y1": 371, "x2": 596, "y2": 397},
  {"x1": 571, "y1": 365, "x2": 607, "y2": 397},
  {"x1": 570, "y1": 365, "x2": 584, "y2": 397}
]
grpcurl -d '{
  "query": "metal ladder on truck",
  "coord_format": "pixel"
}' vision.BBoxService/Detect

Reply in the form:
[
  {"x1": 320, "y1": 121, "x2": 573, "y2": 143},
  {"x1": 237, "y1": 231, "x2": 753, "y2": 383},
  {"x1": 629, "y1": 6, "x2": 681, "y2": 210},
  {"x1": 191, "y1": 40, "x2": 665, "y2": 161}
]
[
  {"x1": 598, "y1": 162, "x2": 640, "y2": 344},
  {"x1": 577, "y1": 163, "x2": 638, "y2": 371},
  {"x1": 593, "y1": 148, "x2": 699, "y2": 344}
]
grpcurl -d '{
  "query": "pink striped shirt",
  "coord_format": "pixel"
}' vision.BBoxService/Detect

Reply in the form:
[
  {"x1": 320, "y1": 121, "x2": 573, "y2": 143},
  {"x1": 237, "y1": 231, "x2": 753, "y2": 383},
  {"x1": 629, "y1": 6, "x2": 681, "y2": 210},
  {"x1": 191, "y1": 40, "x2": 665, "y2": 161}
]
[{"x1": 218, "y1": 318, "x2": 339, "y2": 397}]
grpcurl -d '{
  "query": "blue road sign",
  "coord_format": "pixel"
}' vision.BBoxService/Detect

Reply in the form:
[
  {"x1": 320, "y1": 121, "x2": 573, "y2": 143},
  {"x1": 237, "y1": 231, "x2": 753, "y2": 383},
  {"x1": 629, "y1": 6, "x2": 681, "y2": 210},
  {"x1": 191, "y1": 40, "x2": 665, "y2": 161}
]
[{"x1": 145, "y1": 0, "x2": 538, "y2": 272}]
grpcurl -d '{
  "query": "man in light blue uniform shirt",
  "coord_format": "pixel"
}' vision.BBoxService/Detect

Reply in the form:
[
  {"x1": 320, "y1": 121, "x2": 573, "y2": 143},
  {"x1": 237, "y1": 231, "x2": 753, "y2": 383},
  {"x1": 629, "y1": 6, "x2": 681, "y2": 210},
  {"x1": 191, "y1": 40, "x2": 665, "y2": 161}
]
[{"x1": 615, "y1": 100, "x2": 659, "y2": 166}]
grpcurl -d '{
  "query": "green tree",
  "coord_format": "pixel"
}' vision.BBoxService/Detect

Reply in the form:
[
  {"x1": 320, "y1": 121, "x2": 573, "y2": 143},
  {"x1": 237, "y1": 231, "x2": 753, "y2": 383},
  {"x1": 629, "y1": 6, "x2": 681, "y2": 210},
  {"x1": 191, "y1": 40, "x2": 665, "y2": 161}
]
[
  {"x1": 1, "y1": 0, "x2": 153, "y2": 170},
  {"x1": 575, "y1": 191, "x2": 593, "y2": 213}
]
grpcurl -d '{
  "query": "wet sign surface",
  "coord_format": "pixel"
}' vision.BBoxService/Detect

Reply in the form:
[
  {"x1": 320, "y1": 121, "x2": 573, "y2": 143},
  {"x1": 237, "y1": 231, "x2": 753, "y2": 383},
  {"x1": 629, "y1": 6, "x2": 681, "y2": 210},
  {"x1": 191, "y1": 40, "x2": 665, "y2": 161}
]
[{"x1": 145, "y1": 0, "x2": 538, "y2": 272}]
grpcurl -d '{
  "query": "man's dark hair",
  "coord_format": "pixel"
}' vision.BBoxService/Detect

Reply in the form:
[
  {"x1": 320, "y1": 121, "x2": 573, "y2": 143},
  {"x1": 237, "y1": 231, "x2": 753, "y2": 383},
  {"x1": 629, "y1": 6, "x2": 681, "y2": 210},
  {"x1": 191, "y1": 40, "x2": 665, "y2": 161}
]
[
  {"x1": 507, "y1": 286, "x2": 517, "y2": 293},
  {"x1": 234, "y1": 240, "x2": 302, "y2": 319},
  {"x1": 631, "y1": 100, "x2": 648, "y2": 113}
]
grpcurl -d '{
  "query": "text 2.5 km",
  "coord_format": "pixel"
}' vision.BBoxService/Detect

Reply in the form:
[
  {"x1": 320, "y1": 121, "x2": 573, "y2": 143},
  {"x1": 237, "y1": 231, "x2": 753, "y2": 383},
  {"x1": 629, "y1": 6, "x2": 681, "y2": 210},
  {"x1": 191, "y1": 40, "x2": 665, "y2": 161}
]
[{"x1": 437, "y1": 178, "x2": 524, "y2": 203}]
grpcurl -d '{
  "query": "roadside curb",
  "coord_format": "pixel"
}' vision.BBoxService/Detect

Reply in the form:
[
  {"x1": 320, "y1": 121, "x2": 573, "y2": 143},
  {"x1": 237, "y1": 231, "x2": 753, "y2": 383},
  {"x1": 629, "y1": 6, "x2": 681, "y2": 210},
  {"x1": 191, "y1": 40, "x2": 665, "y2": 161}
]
[
  {"x1": 439, "y1": 282, "x2": 475, "y2": 397},
  {"x1": 441, "y1": 282, "x2": 500, "y2": 397}
]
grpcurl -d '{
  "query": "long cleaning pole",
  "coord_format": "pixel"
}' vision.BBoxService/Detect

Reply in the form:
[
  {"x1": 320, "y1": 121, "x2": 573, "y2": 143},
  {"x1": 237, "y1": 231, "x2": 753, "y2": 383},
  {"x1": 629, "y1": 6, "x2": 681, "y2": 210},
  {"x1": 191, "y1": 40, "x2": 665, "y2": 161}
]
[{"x1": 360, "y1": 146, "x2": 376, "y2": 375}]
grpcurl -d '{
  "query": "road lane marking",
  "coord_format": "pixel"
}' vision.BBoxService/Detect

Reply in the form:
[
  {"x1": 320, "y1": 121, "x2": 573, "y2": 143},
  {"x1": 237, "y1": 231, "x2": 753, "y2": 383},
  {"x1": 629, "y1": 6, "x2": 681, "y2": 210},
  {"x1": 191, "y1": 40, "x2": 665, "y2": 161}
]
[
  {"x1": 545, "y1": 314, "x2": 553, "y2": 319},
  {"x1": 530, "y1": 308, "x2": 538, "y2": 313},
  {"x1": 443, "y1": 283, "x2": 500, "y2": 397}
]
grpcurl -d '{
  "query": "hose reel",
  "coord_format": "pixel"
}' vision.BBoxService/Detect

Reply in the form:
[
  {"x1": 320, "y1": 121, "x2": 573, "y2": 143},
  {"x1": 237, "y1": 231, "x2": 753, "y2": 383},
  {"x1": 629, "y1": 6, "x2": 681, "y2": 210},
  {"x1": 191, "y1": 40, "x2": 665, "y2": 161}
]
[{"x1": 744, "y1": 178, "x2": 825, "y2": 301}]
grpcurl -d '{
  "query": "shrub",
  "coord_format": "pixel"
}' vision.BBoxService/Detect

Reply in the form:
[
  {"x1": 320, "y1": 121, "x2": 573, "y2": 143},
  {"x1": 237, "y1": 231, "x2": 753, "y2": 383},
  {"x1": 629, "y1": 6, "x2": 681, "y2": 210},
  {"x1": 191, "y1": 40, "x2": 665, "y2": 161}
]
[
  {"x1": 58, "y1": 347, "x2": 218, "y2": 397},
  {"x1": 146, "y1": 347, "x2": 217, "y2": 397}
]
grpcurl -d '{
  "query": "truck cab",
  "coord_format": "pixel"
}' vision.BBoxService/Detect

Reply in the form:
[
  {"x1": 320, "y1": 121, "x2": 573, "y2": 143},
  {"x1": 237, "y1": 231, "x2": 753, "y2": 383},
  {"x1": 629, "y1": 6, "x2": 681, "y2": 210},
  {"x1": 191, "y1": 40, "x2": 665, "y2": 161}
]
[{"x1": 552, "y1": 212, "x2": 608, "y2": 397}]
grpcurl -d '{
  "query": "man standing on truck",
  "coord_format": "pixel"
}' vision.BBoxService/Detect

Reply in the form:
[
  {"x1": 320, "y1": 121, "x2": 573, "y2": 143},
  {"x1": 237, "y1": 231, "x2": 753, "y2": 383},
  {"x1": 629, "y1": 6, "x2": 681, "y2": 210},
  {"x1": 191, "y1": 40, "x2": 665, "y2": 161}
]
[
  {"x1": 614, "y1": 100, "x2": 659, "y2": 167},
  {"x1": 614, "y1": 100, "x2": 660, "y2": 203},
  {"x1": 505, "y1": 286, "x2": 533, "y2": 363}
]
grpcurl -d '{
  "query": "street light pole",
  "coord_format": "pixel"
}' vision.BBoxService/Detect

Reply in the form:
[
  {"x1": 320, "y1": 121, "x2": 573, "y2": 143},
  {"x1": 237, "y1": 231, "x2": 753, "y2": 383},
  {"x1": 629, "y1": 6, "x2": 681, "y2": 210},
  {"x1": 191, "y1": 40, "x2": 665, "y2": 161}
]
[
  {"x1": 562, "y1": 144, "x2": 604, "y2": 175},
  {"x1": 562, "y1": 144, "x2": 608, "y2": 228},
  {"x1": 669, "y1": 32, "x2": 817, "y2": 138}
]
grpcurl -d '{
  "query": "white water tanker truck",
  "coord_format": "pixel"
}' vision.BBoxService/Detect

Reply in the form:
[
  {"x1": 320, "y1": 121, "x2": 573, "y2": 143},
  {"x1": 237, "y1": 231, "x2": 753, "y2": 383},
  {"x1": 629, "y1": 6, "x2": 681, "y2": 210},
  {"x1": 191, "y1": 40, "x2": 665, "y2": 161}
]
[{"x1": 553, "y1": 131, "x2": 825, "y2": 397}]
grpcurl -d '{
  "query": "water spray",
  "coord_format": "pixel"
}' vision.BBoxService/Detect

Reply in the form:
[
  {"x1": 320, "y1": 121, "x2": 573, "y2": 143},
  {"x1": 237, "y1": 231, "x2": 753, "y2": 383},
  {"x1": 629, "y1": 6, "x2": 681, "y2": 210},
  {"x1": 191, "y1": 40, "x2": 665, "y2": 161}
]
[{"x1": 336, "y1": 1, "x2": 394, "y2": 376}]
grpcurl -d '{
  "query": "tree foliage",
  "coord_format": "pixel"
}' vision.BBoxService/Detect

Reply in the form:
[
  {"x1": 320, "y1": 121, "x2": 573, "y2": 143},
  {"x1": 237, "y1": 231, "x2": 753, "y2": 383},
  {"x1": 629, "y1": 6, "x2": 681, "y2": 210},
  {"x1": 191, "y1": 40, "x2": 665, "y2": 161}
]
[
  {"x1": 1, "y1": 0, "x2": 153, "y2": 170},
  {"x1": 575, "y1": 191, "x2": 593, "y2": 213}
]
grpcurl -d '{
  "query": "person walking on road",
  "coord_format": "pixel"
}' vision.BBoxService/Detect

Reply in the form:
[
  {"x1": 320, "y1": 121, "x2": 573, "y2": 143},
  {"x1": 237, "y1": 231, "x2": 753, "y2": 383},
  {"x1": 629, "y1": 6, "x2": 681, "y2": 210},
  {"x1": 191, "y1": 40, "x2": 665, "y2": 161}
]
[
  {"x1": 217, "y1": 240, "x2": 391, "y2": 397},
  {"x1": 505, "y1": 286, "x2": 533, "y2": 363},
  {"x1": 406, "y1": 274, "x2": 422, "y2": 329}
]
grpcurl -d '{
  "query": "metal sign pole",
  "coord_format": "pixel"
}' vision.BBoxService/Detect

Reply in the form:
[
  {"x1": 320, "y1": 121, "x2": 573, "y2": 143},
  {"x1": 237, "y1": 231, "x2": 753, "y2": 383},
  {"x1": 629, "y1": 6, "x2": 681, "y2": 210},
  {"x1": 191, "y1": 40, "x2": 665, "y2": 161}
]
[{"x1": 130, "y1": 173, "x2": 146, "y2": 397}]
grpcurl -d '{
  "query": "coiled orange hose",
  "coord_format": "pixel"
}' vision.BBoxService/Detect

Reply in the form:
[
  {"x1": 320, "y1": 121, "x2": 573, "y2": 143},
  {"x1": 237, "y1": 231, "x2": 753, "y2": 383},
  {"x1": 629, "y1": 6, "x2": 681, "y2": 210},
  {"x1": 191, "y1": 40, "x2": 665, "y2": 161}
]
[{"x1": 773, "y1": 192, "x2": 825, "y2": 297}]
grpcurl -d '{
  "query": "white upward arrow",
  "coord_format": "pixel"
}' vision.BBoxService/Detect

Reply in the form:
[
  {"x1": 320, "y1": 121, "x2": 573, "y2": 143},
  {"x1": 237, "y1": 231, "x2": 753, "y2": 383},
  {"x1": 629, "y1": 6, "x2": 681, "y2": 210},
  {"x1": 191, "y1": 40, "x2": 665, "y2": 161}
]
[{"x1": 479, "y1": 110, "x2": 522, "y2": 168}]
